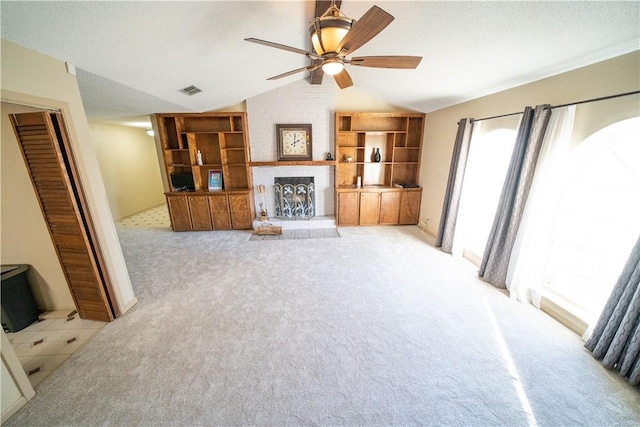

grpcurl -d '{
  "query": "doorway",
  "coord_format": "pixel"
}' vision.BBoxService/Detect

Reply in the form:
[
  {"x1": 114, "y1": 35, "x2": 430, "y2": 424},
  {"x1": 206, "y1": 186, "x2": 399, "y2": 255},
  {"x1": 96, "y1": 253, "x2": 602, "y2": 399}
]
[{"x1": 2, "y1": 103, "x2": 113, "y2": 387}]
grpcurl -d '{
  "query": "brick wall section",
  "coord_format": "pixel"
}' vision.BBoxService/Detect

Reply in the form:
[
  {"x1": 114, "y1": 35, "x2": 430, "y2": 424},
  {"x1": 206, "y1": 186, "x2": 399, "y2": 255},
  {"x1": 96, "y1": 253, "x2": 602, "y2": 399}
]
[{"x1": 247, "y1": 79, "x2": 336, "y2": 216}]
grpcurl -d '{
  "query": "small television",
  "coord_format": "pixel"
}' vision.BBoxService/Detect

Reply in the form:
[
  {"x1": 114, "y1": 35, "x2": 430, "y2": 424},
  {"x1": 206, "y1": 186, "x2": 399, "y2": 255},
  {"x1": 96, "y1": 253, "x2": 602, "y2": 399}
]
[{"x1": 170, "y1": 173, "x2": 195, "y2": 192}]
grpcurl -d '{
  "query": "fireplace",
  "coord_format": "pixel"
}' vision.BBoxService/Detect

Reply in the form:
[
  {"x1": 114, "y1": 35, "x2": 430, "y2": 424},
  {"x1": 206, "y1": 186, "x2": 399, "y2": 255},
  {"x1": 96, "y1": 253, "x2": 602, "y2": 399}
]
[{"x1": 274, "y1": 177, "x2": 315, "y2": 219}]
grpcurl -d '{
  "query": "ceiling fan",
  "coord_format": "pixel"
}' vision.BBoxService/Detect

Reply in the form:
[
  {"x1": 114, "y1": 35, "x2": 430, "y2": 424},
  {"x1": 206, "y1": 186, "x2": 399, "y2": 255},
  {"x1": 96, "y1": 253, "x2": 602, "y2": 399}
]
[{"x1": 245, "y1": 2, "x2": 422, "y2": 89}]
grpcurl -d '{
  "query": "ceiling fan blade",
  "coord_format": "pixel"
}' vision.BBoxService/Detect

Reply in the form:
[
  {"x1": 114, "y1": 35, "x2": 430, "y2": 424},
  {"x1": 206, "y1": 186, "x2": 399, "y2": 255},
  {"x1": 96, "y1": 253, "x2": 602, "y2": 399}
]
[
  {"x1": 333, "y1": 68, "x2": 353, "y2": 89},
  {"x1": 245, "y1": 38, "x2": 319, "y2": 59},
  {"x1": 309, "y1": 59, "x2": 325, "y2": 84},
  {"x1": 267, "y1": 64, "x2": 322, "y2": 81},
  {"x1": 336, "y1": 6, "x2": 394, "y2": 55},
  {"x1": 350, "y1": 56, "x2": 422, "y2": 69}
]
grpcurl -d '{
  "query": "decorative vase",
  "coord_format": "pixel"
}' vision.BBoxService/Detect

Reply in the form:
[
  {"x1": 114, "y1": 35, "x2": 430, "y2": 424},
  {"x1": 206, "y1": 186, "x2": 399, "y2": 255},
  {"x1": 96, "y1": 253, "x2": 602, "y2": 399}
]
[{"x1": 374, "y1": 147, "x2": 381, "y2": 163}]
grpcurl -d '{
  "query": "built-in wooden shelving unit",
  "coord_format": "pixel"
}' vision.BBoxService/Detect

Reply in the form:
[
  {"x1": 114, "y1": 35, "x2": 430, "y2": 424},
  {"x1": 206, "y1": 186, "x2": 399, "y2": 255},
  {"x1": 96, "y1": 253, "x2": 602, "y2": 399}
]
[
  {"x1": 334, "y1": 112, "x2": 425, "y2": 226},
  {"x1": 155, "y1": 112, "x2": 254, "y2": 231}
]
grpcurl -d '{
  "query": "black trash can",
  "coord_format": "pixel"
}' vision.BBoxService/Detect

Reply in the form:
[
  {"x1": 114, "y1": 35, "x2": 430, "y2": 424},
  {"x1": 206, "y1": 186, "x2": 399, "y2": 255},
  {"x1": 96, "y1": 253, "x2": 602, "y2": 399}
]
[{"x1": 1, "y1": 264, "x2": 39, "y2": 333}]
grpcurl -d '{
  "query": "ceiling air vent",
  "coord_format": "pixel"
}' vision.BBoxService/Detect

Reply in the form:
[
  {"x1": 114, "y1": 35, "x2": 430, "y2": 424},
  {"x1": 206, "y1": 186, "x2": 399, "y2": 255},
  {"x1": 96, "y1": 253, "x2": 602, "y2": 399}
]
[{"x1": 179, "y1": 85, "x2": 202, "y2": 96}]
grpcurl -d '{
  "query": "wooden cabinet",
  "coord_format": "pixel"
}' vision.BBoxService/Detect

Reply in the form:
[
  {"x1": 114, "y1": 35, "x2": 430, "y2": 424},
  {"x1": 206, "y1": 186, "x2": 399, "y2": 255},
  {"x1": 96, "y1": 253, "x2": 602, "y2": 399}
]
[
  {"x1": 166, "y1": 192, "x2": 253, "y2": 232},
  {"x1": 228, "y1": 192, "x2": 253, "y2": 230},
  {"x1": 337, "y1": 191, "x2": 360, "y2": 226},
  {"x1": 166, "y1": 195, "x2": 192, "y2": 231},
  {"x1": 399, "y1": 189, "x2": 422, "y2": 225},
  {"x1": 335, "y1": 112, "x2": 425, "y2": 226},
  {"x1": 209, "y1": 194, "x2": 231, "y2": 230},
  {"x1": 379, "y1": 191, "x2": 401, "y2": 224},
  {"x1": 188, "y1": 196, "x2": 212, "y2": 230},
  {"x1": 359, "y1": 192, "x2": 381, "y2": 225},
  {"x1": 155, "y1": 113, "x2": 254, "y2": 231},
  {"x1": 336, "y1": 188, "x2": 421, "y2": 226}
]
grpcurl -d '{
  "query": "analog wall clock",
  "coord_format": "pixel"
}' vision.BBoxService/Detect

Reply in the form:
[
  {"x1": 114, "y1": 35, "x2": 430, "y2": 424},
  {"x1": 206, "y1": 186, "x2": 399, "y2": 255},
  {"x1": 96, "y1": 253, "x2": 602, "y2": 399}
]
[{"x1": 277, "y1": 124, "x2": 312, "y2": 161}]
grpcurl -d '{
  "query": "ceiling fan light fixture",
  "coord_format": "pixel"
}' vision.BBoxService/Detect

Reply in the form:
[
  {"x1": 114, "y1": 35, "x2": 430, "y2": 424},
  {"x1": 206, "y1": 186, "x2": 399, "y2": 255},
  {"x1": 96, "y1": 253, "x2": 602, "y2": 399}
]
[
  {"x1": 322, "y1": 58, "x2": 344, "y2": 75},
  {"x1": 309, "y1": 16, "x2": 352, "y2": 55}
]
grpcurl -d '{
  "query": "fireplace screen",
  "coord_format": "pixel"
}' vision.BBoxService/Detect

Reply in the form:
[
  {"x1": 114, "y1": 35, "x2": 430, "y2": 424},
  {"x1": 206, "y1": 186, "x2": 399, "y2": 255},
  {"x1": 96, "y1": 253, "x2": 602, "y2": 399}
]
[{"x1": 274, "y1": 177, "x2": 315, "y2": 219}]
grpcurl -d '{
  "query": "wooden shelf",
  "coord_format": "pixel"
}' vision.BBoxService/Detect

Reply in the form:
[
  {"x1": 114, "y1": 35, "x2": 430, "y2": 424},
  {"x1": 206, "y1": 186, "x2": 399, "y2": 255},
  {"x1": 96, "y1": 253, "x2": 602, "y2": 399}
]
[
  {"x1": 335, "y1": 112, "x2": 425, "y2": 226},
  {"x1": 250, "y1": 160, "x2": 337, "y2": 167},
  {"x1": 155, "y1": 112, "x2": 254, "y2": 231},
  {"x1": 343, "y1": 130, "x2": 408, "y2": 134},
  {"x1": 336, "y1": 185, "x2": 422, "y2": 191}
]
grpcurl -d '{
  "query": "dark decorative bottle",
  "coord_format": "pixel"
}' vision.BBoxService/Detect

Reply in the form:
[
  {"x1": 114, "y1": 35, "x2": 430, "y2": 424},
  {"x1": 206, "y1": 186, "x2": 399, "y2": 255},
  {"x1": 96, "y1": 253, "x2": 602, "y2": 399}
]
[{"x1": 374, "y1": 147, "x2": 381, "y2": 162}]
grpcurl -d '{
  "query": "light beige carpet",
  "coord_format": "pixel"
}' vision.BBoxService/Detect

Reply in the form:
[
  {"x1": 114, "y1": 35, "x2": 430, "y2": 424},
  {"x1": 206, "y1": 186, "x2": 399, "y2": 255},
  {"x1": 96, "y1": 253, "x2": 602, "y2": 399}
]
[{"x1": 7, "y1": 225, "x2": 639, "y2": 426}]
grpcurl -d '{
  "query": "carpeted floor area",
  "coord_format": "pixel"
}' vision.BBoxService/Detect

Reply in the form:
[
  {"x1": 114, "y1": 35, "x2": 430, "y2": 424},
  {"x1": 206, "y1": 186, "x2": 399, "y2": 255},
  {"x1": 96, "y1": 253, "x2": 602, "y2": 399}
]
[{"x1": 6, "y1": 225, "x2": 639, "y2": 426}]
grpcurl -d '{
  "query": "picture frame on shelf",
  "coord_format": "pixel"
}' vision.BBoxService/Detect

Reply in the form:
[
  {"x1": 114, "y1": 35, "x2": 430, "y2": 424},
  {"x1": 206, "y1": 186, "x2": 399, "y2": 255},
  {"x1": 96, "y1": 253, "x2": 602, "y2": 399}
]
[
  {"x1": 208, "y1": 169, "x2": 222, "y2": 191},
  {"x1": 276, "y1": 124, "x2": 312, "y2": 161}
]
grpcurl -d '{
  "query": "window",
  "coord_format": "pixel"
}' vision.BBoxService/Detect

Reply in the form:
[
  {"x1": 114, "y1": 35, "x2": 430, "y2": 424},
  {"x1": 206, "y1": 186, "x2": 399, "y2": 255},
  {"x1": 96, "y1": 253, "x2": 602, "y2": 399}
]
[
  {"x1": 542, "y1": 117, "x2": 640, "y2": 325},
  {"x1": 455, "y1": 116, "x2": 521, "y2": 264}
]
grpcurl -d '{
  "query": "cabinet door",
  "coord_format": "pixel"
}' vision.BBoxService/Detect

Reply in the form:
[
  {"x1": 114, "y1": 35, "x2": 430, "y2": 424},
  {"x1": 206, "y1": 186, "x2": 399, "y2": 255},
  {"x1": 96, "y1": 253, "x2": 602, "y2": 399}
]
[
  {"x1": 379, "y1": 191, "x2": 401, "y2": 225},
  {"x1": 399, "y1": 190, "x2": 422, "y2": 225},
  {"x1": 208, "y1": 194, "x2": 232, "y2": 230},
  {"x1": 188, "y1": 196, "x2": 212, "y2": 230},
  {"x1": 166, "y1": 196, "x2": 192, "y2": 231},
  {"x1": 359, "y1": 192, "x2": 381, "y2": 225},
  {"x1": 337, "y1": 191, "x2": 360, "y2": 226},
  {"x1": 228, "y1": 193, "x2": 252, "y2": 230}
]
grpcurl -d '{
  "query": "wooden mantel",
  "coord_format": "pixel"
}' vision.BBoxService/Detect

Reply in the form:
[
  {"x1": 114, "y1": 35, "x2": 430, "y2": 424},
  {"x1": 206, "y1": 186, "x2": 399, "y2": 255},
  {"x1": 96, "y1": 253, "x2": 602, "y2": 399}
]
[{"x1": 249, "y1": 160, "x2": 337, "y2": 167}]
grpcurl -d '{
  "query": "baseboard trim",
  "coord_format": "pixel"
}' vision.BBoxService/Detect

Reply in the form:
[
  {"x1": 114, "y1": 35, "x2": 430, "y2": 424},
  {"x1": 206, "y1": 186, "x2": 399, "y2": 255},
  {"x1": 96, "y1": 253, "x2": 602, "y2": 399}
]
[
  {"x1": 540, "y1": 295, "x2": 589, "y2": 337},
  {"x1": 120, "y1": 297, "x2": 138, "y2": 316},
  {"x1": 417, "y1": 221, "x2": 436, "y2": 246},
  {"x1": 1, "y1": 396, "x2": 27, "y2": 424}
]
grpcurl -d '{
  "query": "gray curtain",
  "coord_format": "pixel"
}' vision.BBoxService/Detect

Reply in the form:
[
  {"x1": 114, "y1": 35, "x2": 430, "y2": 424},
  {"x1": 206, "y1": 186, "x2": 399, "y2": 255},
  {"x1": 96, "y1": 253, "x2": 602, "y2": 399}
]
[
  {"x1": 478, "y1": 105, "x2": 551, "y2": 288},
  {"x1": 435, "y1": 118, "x2": 473, "y2": 253},
  {"x1": 585, "y1": 235, "x2": 640, "y2": 386}
]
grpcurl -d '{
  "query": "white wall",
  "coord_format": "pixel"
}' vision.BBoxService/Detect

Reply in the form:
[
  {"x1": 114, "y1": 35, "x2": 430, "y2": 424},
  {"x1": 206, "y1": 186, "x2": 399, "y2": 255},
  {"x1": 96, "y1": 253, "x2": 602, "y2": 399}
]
[
  {"x1": 420, "y1": 50, "x2": 640, "y2": 237},
  {"x1": 90, "y1": 122, "x2": 165, "y2": 220},
  {"x1": 335, "y1": 85, "x2": 405, "y2": 112},
  {"x1": 246, "y1": 79, "x2": 336, "y2": 217},
  {"x1": 1, "y1": 39, "x2": 137, "y2": 315}
]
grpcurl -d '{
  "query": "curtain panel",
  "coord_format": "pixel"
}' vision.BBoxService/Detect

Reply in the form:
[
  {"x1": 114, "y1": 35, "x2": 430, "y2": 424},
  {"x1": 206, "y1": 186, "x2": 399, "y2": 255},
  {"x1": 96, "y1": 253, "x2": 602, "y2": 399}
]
[
  {"x1": 505, "y1": 105, "x2": 576, "y2": 306},
  {"x1": 436, "y1": 118, "x2": 474, "y2": 253},
  {"x1": 585, "y1": 235, "x2": 640, "y2": 386},
  {"x1": 478, "y1": 105, "x2": 551, "y2": 289}
]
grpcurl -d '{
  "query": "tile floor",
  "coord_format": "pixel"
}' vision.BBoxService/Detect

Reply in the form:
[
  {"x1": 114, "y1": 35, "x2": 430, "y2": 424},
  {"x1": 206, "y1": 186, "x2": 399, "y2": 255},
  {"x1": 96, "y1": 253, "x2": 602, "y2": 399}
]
[
  {"x1": 116, "y1": 204, "x2": 171, "y2": 228},
  {"x1": 249, "y1": 228, "x2": 340, "y2": 240},
  {"x1": 6, "y1": 315, "x2": 106, "y2": 388}
]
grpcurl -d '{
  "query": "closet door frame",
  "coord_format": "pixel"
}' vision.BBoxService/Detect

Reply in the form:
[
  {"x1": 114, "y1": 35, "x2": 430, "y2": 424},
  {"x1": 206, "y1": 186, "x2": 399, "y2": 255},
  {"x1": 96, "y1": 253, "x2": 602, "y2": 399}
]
[{"x1": 9, "y1": 110, "x2": 119, "y2": 321}]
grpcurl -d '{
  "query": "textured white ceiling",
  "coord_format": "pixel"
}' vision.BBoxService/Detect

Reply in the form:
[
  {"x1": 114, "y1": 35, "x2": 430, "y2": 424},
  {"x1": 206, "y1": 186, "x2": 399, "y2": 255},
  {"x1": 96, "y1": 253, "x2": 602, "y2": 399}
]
[{"x1": 2, "y1": 1, "x2": 638, "y2": 124}]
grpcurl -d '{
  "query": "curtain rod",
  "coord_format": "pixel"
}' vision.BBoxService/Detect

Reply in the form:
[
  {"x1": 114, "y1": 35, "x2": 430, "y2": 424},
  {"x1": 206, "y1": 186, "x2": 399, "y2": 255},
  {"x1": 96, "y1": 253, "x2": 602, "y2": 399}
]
[
  {"x1": 551, "y1": 89, "x2": 640, "y2": 109},
  {"x1": 472, "y1": 90, "x2": 640, "y2": 122}
]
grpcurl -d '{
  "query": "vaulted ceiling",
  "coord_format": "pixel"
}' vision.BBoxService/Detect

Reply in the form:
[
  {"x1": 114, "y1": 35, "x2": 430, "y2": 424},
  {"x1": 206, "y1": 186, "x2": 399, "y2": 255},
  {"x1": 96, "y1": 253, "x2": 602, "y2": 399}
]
[{"x1": 2, "y1": 1, "x2": 638, "y2": 126}]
